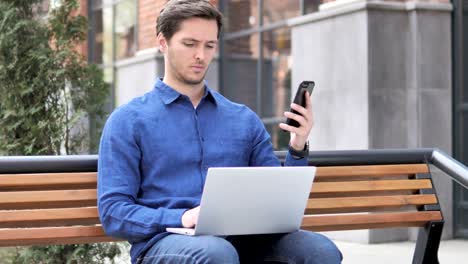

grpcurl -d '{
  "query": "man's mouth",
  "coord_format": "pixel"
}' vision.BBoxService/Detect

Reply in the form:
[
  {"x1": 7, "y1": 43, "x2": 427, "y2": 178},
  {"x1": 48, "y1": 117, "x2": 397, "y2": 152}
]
[{"x1": 191, "y1": 65, "x2": 205, "y2": 72}]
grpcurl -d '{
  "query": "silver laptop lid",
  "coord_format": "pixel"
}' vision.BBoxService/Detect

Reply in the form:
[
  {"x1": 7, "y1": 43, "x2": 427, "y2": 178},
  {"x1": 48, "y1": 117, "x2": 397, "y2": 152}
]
[{"x1": 194, "y1": 166, "x2": 316, "y2": 236}]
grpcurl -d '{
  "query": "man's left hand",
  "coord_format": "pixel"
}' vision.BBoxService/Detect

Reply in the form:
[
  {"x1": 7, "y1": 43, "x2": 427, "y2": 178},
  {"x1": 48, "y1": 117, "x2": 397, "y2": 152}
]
[{"x1": 278, "y1": 91, "x2": 314, "y2": 151}]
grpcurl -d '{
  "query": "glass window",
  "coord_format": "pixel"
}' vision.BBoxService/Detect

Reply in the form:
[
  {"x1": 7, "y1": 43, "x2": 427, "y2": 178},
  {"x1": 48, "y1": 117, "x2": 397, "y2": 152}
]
[
  {"x1": 96, "y1": 66, "x2": 115, "y2": 114},
  {"x1": 304, "y1": 0, "x2": 322, "y2": 14},
  {"x1": 262, "y1": 27, "x2": 292, "y2": 115},
  {"x1": 462, "y1": 113, "x2": 468, "y2": 165},
  {"x1": 103, "y1": 66, "x2": 114, "y2": 85},
  {"x1": 223, "y1": 34, "x2": 260, "y2": 112},
  {"x1": 91, "y1": 9, "x2": 104, "y2": 64},
  {"x1": 461, "y1": 209, "x2": 468, "y2": 227},
  {"x1": 115, "y1": 0, "x2": 137, "y2": 60},
  {"x1": 93, "y1": 0, "x2": 114, "y2": 9},
  {"x1": 463, "y1": 189, "x2": 468, "y2": 201},
  {"x1": 91, "y1": 0, "x2": 137, "y2": 63},
  {"x1": 221, "y1": 0, "x2": 323, "y2": 150},
  {"x1": 92, "y1": 0, "x2": 102, "y2": 9},
  {"x1": 463, "y1": 11, "x2": 468, "y2": 102},
  {"x1": 90, "y1": 0, "x2": 137, "y2": 110},
  {"x1": 224, "y1": 0, "x2": 258, "y2": 33},
  {"x1": 92, "y1": 7, "x2": 114, "y2": 65},
  {"x1": 261, "y1": 28, "x2": 292, "y2": 150},
  {"x1": 263, "y1": 0, "x2": 300, "y2": 25}
]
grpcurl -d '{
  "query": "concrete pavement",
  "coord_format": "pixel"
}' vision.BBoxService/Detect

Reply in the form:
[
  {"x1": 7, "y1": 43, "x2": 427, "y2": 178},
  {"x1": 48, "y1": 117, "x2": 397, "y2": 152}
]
[{"x1": 334, "y1": 239, "x2": 468, "y2": 263}]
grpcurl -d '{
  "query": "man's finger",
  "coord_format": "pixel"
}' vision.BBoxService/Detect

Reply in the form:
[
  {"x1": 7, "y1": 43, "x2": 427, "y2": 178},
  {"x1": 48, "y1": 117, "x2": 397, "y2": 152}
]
[
  {"x1": 284, "y1": 111, "x2": 306, "y2": 126},
  {"x1": 290, "y1": 103, "x2": 308, "y2": 117},
  {"x1": 279, "y1": 122, "x2": 300, "y2": 134}
]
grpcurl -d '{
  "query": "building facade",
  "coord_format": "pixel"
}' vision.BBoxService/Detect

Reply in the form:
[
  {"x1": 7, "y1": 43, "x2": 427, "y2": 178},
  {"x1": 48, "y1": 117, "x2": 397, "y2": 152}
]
[{"x1": 74, "y1": 0, "x2": 466, "y2": 243}]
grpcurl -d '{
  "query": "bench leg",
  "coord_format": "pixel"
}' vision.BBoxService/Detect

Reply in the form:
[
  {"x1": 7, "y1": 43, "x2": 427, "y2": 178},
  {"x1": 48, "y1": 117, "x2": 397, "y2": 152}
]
[{"x1": 412, "y1": 220, "x2": 444, "y2": 264}]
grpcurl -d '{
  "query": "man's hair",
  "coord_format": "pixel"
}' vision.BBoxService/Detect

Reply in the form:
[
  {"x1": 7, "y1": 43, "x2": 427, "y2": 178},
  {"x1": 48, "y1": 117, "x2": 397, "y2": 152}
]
[{"x1": 156, "y1": 0, "x2": 223, "y2": 41}]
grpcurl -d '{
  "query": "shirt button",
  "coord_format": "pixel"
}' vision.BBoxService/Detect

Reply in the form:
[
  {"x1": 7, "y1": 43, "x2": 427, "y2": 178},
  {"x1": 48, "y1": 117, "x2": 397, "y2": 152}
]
[{"x1": 201, "y1": 137, "x2": 205, "y2": 142}]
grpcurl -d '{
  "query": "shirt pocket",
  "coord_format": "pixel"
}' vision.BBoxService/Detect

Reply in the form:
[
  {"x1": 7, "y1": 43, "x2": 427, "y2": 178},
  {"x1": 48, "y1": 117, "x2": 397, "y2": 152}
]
[{"x1": 214, "y1": 137, "x2": 251, "y2": 166}]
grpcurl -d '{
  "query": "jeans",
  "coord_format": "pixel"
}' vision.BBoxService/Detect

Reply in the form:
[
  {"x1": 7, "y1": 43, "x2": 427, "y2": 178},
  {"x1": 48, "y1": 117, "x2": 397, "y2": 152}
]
[{"x1": 137, "y1": 230, "x2": 342, "y2": 264}]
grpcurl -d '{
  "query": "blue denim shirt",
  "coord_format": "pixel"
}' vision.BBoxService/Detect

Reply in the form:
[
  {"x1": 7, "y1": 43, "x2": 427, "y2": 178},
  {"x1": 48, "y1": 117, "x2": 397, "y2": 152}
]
[{"x1": 97, "y1": 79, "x2": 307, "y2": 263}]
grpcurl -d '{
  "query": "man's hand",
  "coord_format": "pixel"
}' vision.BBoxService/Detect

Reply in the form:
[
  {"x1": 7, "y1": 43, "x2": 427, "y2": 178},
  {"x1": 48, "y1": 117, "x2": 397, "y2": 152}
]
[
  {"x1": 279, "y1": 91, "x2": 314, "y2": 150},
  {"x1": 181, "y1": 206, "x2": 200, "y2": 228}
]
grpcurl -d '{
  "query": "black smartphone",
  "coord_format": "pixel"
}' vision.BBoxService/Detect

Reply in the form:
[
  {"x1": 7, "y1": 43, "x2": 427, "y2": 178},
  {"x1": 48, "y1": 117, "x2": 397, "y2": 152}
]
[{"x1": 285, "y1": 81, "x2": 315, "y2": 128}]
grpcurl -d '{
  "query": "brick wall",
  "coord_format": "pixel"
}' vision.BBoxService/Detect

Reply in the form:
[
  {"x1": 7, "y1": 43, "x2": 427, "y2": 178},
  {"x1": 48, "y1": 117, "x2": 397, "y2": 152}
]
[
  {"x1": 78, "y1": 0, "x2": 88, "y2": 58},
  {"x1": 138, "y1": 0, "x2": 166, "y2": 51}
]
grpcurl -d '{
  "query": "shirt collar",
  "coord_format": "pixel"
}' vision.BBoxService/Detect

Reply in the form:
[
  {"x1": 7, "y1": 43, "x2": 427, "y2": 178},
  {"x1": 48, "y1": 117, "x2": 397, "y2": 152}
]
[{"x1": 154, "y1": 78, "x2": 217, "y2": 106}]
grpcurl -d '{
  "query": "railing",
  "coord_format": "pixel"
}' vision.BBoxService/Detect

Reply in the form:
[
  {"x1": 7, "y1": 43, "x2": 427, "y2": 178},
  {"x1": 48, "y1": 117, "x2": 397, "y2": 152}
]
[
  {"x1": 1, "y1": 148, "x2": 468, "y2": 189},
  {"x1": 277, "y1": 148, "x2": 468, "y2": 189}
]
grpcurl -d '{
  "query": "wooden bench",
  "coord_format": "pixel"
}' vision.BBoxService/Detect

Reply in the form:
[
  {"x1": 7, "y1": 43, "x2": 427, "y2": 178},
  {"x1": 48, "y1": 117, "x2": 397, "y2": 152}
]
[{"x1": 0, "y1": 153, "x2": 444, "y2": 263}]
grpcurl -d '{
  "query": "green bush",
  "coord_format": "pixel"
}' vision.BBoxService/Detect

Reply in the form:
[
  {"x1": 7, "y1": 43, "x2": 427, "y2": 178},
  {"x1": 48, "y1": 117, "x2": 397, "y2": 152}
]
[
  {"x1": 11, "y1": 243, "x2": 124, "y2": 264},
  {"x1": 0, "y1": 0, "x2": 108, "y2": 155},
  {"x1": 0, "y1": 0, "x2": 120, "y2": 263}
]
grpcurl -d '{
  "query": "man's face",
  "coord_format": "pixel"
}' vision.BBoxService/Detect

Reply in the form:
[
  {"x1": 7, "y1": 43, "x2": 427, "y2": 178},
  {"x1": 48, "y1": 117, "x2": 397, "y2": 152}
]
[{"x1": 163, "y1": 18, "x2": 218, "y2": 86}]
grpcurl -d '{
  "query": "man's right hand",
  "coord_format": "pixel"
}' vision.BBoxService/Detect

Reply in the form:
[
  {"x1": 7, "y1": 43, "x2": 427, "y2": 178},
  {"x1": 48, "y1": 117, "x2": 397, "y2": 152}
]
[{"x1": 181, "y1": 206, "x2": 200, "y2": 228}]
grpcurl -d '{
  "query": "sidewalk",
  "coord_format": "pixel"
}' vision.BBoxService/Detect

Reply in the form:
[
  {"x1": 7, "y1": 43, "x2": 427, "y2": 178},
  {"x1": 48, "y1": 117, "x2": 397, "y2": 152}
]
[{"x1": 334, "y1": 239, "x2": 468, "y2": 263}]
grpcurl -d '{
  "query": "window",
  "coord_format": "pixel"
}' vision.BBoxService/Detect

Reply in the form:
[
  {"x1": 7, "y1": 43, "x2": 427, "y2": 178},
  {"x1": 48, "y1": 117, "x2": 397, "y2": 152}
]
[
  {"x1": 262, "y1": 28, "x2": 293, "y2": 150},
  {"x1": 303, "y1": 0, "x2": 321, "y2": 14},
  {"x1": 220, "y1": 0, "x2": 321, "y2": 150},
  {"x1": 263, "y1": 0, "x2": 300, "y2": 24},
  {"x1": 115, "y1": 0, "x2": 137, "y2": 60},
  {"x1": 89, "y1": 0, "x2": 138, "y2": 108},
  {"x1": 223, "y1": 34, "x2": 259, "y2": 112},
  {"x1": 223, "y1": 0, "x2": 258, "y2": 33},
  {"x1": 90, "y1": 0, "x2": 137, "y2": 64},
  {"x1": 92, "y1": 7, "x2": 113, "y2": 65}
]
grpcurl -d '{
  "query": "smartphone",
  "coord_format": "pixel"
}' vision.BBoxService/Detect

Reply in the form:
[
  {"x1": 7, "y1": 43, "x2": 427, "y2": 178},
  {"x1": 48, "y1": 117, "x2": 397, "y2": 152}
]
[{"x1": 285, "y1": 81, "x2": 315, "y2": 128}]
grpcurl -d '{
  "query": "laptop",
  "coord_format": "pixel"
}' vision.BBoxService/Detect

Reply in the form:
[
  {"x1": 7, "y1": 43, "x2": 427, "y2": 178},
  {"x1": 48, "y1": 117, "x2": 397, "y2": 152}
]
[{"x1": 166, "y1": 166, "x2": 316, "y2": 236}]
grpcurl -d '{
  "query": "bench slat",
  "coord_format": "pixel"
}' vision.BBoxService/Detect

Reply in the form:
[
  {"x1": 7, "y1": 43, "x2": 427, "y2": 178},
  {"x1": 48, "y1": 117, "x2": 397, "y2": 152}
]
[
  {"x1": 0, "y1": 189, "x2": 96, "y2": 210},
  {"x1": 0, "y1": 226, "x2": 121, "y2": 247},
  {"x1": 315, "y1": 164, "x2": 428, "y2": 178},
  {"x1": 301, "y1": 211, "x2": 443, "y2": 231},
  {"x1": 0, "y1": 207, "x2": 100, "y2": 228},
  {"x1": 311, "y1": 179, "x2": 432, "y2": 194},
  {"x1": 0, "y1": 163, "x2": 443, "y2": 249},
  {"x1": 306, "y1": 194, "x2": 437, "y2": 214},
  {"x1": 0, "y1": 173, "x2": 96, "y2": 191}
]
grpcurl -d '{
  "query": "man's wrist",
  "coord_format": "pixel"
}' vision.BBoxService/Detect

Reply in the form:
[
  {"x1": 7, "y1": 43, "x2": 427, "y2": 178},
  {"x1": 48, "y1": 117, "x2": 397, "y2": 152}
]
[
  {"x1": 290, "y1": 142, "x2": 305, "y2": 151},
  {"x1": 288, "y1": 141, "x2": 309, "y2": 159},
  {"x1": 181, "y1": 209, "x2": 193, "y2": 227}
]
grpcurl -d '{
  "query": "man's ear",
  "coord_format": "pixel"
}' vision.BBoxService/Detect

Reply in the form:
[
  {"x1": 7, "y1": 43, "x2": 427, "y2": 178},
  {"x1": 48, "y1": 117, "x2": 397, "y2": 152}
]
[{"x1": 157, "y1": 33, "x2": 167, "y2": 53}]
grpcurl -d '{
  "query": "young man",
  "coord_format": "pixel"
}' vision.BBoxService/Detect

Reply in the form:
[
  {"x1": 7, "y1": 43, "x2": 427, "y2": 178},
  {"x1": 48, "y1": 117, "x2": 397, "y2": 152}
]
[{"x1": 98, "y1": 0, "x2": 342, "y2": 263}]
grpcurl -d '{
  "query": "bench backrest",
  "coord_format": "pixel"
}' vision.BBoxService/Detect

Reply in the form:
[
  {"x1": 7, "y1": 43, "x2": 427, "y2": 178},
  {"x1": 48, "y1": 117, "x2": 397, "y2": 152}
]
[
  {"x1": 303, "y1": 164, "x2": 442, "y2": 231},
  {"x1": 0, "y1": 163, "x2": 443, "y2": 247},
  {"x1": 0, "y1": 172, "x2": 116, "y2": 246}
]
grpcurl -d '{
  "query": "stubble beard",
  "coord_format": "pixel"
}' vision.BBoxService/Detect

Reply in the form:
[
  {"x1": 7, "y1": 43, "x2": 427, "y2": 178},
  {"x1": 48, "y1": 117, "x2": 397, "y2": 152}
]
[
  {"x1": 170, "y1": 59, "x2": 208, "y2": 86},
  {"x1": 180, "y1": 72, "x2": 206, "y2": 86}
]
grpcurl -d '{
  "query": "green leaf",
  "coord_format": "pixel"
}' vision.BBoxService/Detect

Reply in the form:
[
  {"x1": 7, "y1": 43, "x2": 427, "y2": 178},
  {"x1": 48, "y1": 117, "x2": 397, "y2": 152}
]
[{"x1": 0, "y1": 0, "x2": 112, "y2": 259}]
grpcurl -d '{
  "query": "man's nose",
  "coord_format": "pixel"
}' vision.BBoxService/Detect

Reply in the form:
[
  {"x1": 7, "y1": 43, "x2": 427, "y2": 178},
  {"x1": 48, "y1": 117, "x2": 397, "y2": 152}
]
[{"x1": 195, "y1": 47, "x2": 205, "y2": 62}]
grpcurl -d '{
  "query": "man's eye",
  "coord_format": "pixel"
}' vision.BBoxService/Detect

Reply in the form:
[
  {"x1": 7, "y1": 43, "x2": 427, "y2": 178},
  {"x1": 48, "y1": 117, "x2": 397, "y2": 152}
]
[
  {"x1": 206, "y1": 45, "x2": 215, "y2": 49},
  {"x1": 184, "y1": 43, "x2": 194, "y2": 47}
]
